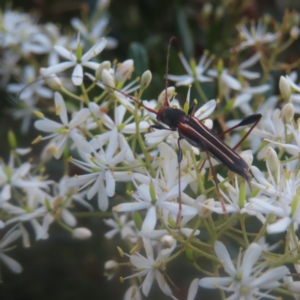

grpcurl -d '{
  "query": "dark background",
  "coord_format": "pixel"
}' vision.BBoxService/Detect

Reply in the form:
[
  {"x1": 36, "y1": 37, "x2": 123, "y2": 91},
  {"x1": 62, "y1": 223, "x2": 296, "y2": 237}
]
[{"x1": 0, "y1": 0, "x2": 299, "y2": 299}]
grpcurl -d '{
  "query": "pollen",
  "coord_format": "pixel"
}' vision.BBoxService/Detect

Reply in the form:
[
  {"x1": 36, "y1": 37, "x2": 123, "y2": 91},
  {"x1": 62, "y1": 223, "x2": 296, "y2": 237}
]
[
  {"x1": 34, "y1": 111, "x2": 44, "y2": 118},
  {"x1": 117, "y1": 246, "x2": 124, "y2": 257},
  {"x1": 100, "y1": 107, "x2": 109, "y2": 113},
  {"x1": 130, "y1": 244, "x2": 138, "y2": 254},
  {"x1": 61, "y1": 128, "x2": 69, "y2": 134},
  {"x1": 32, "y1": 135, "x2": 42, "y2": 144},
  {"x1": 55, "y1": 104, "x2": 61, "y2": 116}
]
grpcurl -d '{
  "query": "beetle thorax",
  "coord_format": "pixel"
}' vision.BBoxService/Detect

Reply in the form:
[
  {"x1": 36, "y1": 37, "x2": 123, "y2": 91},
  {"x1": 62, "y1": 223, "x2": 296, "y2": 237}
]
[{"x1": 157, "y1": 106, "x2": 186, "y2": 130}]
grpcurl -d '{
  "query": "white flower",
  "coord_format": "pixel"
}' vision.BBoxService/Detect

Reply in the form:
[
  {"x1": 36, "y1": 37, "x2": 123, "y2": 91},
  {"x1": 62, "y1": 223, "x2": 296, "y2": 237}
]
[
  {"x1": 235, "y1": 20, "x2": 279, "y2": 50},
  {"x1": 104, "y1": 260, "x2": 119, "y2": 280},
  {"x1": 3, "y1": 175, "x2": 90, "y2": 241},
  {"x1": 67, "y1": 127, "x2": 128, "y2": 211},
  {"x1": 0, "y1": 227, "x2": 23, "y2": 274},
  {"x1": 264, "y1": 118, "x2": 300, "y2": 157},
  {"x1": 233, "y1": 83, "x2": 270, "y2": 115},
  {"x1": 252, "y1": 108, "x2": 286, "y2": 159},
  {"x1": 208, "y1": 53, "x2": 266, "y2": 101},
  {"x1": 195, "y1": 173, "x2": 266, "y2": 222},
  {"x1": 10, "y1": 96, "x2": 39, "y2": 133},
  {"x1": 167, "y1": 52, "x2": 212, "y2": 86},
  {"x1": 72, "y1": 227, "x2": 92, "y2": 239},
  {"x1": 41, "y1": 34, "x2": 107, "y2": 85},
  {"x1": 0, "y1": 49, "x2": 20, "y2": 86},
  {"x1": 123, "y1": 285, "x2": 142, "y2": 300},
  {"x1": 3, "y1": 185, "x2": 52, "y2": 241},
  {"x1": 199, "y1": 241, "x2": 289, "y2": 299},
  {"x1": 113, "y1": 144, "x2": 197, "y2": 237},
  {"x1": 0, "y1": 10, "x2": 51, "y2": 55},
  {"x1": 71, "y1": 16, "x2": 117, "y2": 49},
  {"x1": 123, "y1": 237, "x2": 177, "y2": 299},
  {"x1": 248, "y1": 149, "x2": 300, "y2": 234},
  {"x1": 89, "y1": 101, "x2": 149, "y2": 135},
  {"x1": 103, "y1": 212, "x2": 137, "y2": 243},
  {"x1": 34, "y1": 92, "x2": 91, "y2": 159},
  {"x1": 187, "y1": 278, "x2": 200, "y2": 300},
  {"x1": 0, "y1": 156, "x2": 47, "y2": 204},
  {"x1": 44, "y1": 23, "x2": 70, "y2": 67},
  {"x1": 207, "y1": 68, "x2": 242, "y2": 91},
  {"x1": 7, "y1": 65, "x2": 53, "y2": 101},
  {"x1": 113, "y1": 178, "x2": 196, "y2": 238}
]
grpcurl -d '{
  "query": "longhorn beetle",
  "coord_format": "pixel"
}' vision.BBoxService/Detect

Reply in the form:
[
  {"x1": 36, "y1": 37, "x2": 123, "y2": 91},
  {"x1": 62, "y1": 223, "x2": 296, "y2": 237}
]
[{"x1": 97, "y1": 38, "x2": 262, "y2": 219}]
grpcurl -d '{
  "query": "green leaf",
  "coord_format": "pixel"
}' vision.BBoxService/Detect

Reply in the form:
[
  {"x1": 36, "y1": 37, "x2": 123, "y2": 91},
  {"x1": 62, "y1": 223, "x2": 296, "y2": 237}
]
[
  {"x1": 176, "y1": 8, "x2": 193, "y2": 59},
  {"x1": 133, "y1": 211, "x2": 143, "y2": 230},
  {"x1": 8, "y1": 130, "x2": 17, "y2": 149},
  {"x1": 185, "y1": 248, "x2": 194, "y2": 262},
  {"x1": 128, "y1": 42, "x2": 148, "y2": 77}
]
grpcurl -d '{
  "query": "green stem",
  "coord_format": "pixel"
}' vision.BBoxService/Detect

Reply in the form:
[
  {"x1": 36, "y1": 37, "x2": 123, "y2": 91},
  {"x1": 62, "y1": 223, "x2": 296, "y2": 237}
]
[
  {"x1": 60, "y1": 87, "x2": 83, "y2": 102},
  {"x1": 240, "y1": 214, "x2": 249, "y2": 247},
  {"x1": 134, "y1": 103, "x2": 155, "y2": 177},
  {"x1": 72, "y1": 212, "x2": 113, "y2": 218},
  {"x1": 193, "y1": 80, "x2": 208, "y2": 103}
]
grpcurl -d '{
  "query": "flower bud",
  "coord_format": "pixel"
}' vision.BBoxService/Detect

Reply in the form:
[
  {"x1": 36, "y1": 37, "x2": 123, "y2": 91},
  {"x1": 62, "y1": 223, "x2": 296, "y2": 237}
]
[
  {"x1": 104, "y1": 260, "x2": 119, "y2": 280},
  {"x1": 240, "y1": 150, "x2": 253, "y2": 168},
  {"x1": 72, "y1": 227, "x2": 92, "y2": 240},
  {"x1": 202, "y1": 3, "x2": 213, "y2": 17},
  {"x1": 102, "y1": 68, "x2": 115, "y2": 89},
  {"x1": 40, "y1": 68, "x2": 62, "y2": 90},
  {"x1": 279, "y1": 76, "x2": 291, "y2": 102},
  {"x1": 15, "y1": 148, "x2": 31, "y2": 155},
  {"x1": 32, "y1": 135, "x2": 42, "y2": 145},
  {"x1": 217, "y1": 59, "x2": 223, "y2": 75},
  {"x1": 95, "y1": 61, "x2": 111, "y2": 80},
  {"x1": 41, "y1": 143, "x2": 57, "y2": 161},
  {"x1": 203, "y1": 119, "x2": 213, "y2": 129},
  {"x1": 8, "y1": 130, "x2": 17, "y2": 150},
  {"x1": 198, "y1": 197, "x2": 214, "y2": 218},
  {"x1": 149, "y1": 180, "x2": 156, "y2": 205},
  {"x1": 161, "y1": 235, "x2": 175, "y2": 249},
  {"x1": 124, "y1": 286, "x2": 141, "y2": 300},
  {"x1": 280, "y1": 103, "x2": 294, "y2": 123},
  {"x1": 115, "y1": 59, "x2": 134, "y2": 83},
  {"x1": 290, "y1": 25, "x2": 300, "y2": 40},
  {"x1": 264, "y1": 147, "x2": 278, "y2": 173},
  {"x1": 287, "y1": 281, "x2": 300, "y2": 293},
  {"x1": 215, "y1": 5, "x2": 224, "y2": 20},
  {"x1": 75, "y1": 33, "x2": 82, "y2": 61},
  {"x1": 34, "y1": 111, "x2": 44, "y2": 119},
  {"x1": 140, "y1": 70, "x2": 152, "y2": 89},
  {"x1": 158, "y1": 87, "x2": 176, "y2": 105}
]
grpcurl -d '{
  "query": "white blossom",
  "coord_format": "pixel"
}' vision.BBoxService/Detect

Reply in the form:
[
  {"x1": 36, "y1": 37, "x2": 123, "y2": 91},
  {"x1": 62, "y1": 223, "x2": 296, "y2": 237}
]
[
  {"x1": 123, "y1": 237, "x2": 177, "y2": 299},
  {"x1": 0, "y1": 226, "x2": 23, "y2": 274},
  {"x1": 41, "y1": 34, "x2": 107, "y2": 85},
  {"x1": 199, "y1": 241, "x2": 289, "y2": 299},
  {"x1": 235, "y1": 20, "x2": 279, "y2": 50},
  {"x1": 34, "y1": 92, "x2": 91, "y2": 158},
  {"x1": 167, "y1": 52, "x2": 213, "y2": 86}
]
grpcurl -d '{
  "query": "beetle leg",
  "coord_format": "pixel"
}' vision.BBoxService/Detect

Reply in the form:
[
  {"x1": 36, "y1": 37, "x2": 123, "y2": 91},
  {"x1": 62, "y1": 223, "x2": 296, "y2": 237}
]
[{"x1": 176, "y1": 137, "x2": 183, "y2": 225}]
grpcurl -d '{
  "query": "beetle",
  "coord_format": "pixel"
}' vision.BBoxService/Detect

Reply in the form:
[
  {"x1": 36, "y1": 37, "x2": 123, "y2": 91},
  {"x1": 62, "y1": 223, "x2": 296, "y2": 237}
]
[{"x1": 155, "y1": 103, "x2": 261, "y2": 179}]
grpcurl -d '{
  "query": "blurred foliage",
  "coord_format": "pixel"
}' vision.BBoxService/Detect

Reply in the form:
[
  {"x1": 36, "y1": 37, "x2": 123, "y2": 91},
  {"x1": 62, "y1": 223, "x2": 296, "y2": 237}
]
[{"x1": 0, "y1": 0, "x2": 300, "y2": 299}]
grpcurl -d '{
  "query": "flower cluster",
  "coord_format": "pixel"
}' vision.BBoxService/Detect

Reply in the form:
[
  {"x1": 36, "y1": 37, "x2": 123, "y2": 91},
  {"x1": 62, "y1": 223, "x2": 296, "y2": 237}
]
[{"x1": 1, "y1": 4, "x2": 300, "y2": 300}]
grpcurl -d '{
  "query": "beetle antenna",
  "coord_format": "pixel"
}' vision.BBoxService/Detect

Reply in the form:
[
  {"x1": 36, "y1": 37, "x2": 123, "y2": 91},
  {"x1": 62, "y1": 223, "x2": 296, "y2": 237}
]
[
  {"x1": 84, "y1": 73, "x2": 158, "y2": 115},
  {"x1": 164, "y1": 37, "x2": 178, "y2": 107}
]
